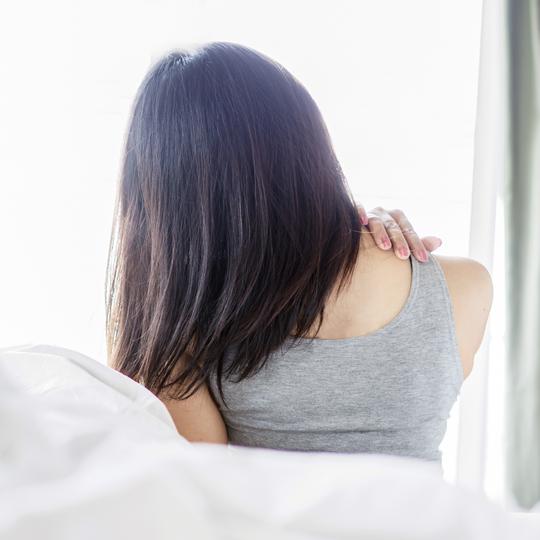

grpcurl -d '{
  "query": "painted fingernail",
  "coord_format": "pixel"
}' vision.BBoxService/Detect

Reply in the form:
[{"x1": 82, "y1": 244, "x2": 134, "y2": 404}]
[{"x1": 382, "y1": 238, "x2": 391, "y2": 249}]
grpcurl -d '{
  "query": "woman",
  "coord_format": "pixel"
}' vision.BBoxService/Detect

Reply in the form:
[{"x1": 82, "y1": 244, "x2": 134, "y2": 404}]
[{"x1": 106, "y1": 42, "x2": 492, "y2": 464}]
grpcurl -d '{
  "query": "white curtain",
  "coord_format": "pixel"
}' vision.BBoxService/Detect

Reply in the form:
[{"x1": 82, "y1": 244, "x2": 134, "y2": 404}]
[{"x1": 455, "y1": 0, "x2": 507, "y2": 496}]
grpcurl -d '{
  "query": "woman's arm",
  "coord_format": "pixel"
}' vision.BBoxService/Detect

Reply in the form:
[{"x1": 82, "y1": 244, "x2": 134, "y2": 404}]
[
  {"x1": 434, "y1": 255, "x2": 494, "y2": 379},
  {"x1": 159, "y1": 378, "x2": 228, "y2": 444}
]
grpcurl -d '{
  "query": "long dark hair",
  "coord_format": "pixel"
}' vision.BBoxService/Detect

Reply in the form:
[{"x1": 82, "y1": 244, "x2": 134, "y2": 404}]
[{"x1": 106, "y1": 42, "x2": 362, "y2": 407}]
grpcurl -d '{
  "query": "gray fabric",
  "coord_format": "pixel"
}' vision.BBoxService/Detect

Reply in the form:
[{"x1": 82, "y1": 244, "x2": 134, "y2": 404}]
[
  {"x1": 208, "y1": 253, "x2": 463, "y2": 464},
  {"x1": 505, "y1": 0, "x2": 540, "y2": 510}
]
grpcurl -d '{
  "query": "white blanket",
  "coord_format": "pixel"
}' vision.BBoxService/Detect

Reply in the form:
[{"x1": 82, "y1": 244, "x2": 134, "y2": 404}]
[{"x1": 1, "y1": 344, "x2": 538, "y2": 540}]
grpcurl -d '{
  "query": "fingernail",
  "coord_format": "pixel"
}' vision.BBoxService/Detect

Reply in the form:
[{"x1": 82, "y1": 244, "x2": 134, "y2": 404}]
[
  {"x1": 419, "y1": 250, "x2": 428, "y2": 262},
  {"x1": 399, "y1": 247, "x2": 410, "y2": 258},
  {"x1": 382, "y1": 238, "x2": 391, "y2": 249},
  {"x1": 361, "y1": 214, "x2": 369, "y2": 225}
]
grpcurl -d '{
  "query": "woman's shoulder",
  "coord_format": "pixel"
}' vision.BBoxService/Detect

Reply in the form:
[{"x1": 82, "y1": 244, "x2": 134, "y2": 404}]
[
  {"x1": 433, "y1": 254, "x2": 493, "y2": 303},
  {"x1": 432, "y1": 254, "x2": 493, "y2": 379}
]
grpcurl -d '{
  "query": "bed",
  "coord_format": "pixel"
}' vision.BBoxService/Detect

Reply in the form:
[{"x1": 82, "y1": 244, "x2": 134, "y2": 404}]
[{"x1": 1, "y1": 344, "x2": 538, "y2": 539}]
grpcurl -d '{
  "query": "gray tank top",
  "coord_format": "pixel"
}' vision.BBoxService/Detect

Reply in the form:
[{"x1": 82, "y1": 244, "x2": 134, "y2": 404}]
[{"x1": 207, "y1": 253, "x2": 464, "y2": 463}]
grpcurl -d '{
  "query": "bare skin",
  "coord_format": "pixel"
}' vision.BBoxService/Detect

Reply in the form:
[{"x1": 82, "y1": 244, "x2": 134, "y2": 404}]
[
  {"x1": 301, "y1": 231, "x2": 493, "y2": 382},
  {"x1": 160, "y1": 223, "x2": 493, "y2": 445}
]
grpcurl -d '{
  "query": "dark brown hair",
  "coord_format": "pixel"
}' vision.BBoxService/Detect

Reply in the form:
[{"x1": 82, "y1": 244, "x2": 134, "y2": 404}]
[{"x1": 106, "y1": 42, "x2": 362, "y2": 407}]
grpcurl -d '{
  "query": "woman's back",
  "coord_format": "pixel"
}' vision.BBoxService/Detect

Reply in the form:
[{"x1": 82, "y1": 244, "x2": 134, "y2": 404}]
[
  {"x1": 111, "y1": 43, "x2": 493, "y2": 462},
  {"x1": 207, "y1": 233, "x2": 492, "y2": 463}
]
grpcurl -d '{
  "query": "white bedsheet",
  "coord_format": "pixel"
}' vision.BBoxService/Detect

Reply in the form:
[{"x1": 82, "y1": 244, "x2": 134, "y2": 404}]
[{"x1": 0, "y1": 343, "x2": 538, "y2": 540}]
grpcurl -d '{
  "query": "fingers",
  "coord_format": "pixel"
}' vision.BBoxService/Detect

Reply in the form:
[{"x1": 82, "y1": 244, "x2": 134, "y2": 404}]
[
  {"x1": 387, "y1": 209, "x2": 428, "y2": 262},
  {"x1": 420, "y1": 236, "x2": 443, "y2": 252},
  {"x1": 366, "y1": 207, "x2": 409, "y2": 257},
  {"x1": 365, "y1": 210, "x2": 393, "y2": 250},
  {"x1": 366, "y1": 206, "x2": 430, "y2": 262},
  {"x1": 355, "y1": 203, "x2": 369, "y2": 226},
  {"x1": 380, "y1": 213, "x2": 412, "y2": 260}
]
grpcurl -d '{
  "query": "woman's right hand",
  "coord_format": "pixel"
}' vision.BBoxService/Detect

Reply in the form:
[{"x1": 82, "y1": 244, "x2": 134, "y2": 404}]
[{"x1": 356, "y1": 204, "x2": 443, "y2": 263}]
